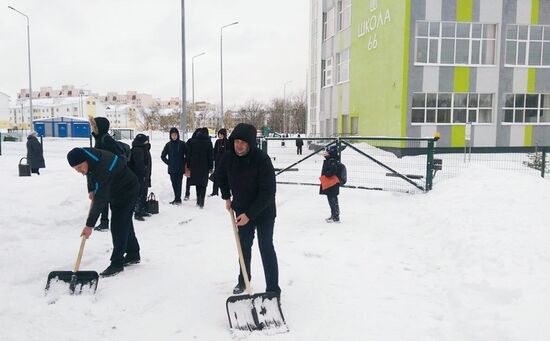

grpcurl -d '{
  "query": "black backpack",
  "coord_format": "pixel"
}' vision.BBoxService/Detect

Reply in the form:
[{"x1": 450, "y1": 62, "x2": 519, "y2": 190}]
[
  {"x1": 101, "y1": 135, "x2": 131, "y2": 163},
  {"x1": 337, "y1": 162, "x2": 347, "y2": 185}
]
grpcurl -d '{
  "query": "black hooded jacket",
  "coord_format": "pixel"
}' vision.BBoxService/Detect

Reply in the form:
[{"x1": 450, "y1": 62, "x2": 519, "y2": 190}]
[
  {"x1": 161, "y1": 128, "x2": 187, "y2": 174},
  {"x1": 215, "y1": 123, "x2": 276, "y2": 221},
  {"x1": 26, "y1": 134, "x2": 45, "y2": 169},
  {"x1": 90, "y1": 117, "x2": 118, "y2": 155},
  {"x1": 213, "y1": 128, "x2": 228, "y2": 166},
  {"x1": 187, "y1": 128, "x2": 214, "y2": 186},
  {"x1": 82, "y1": 148, "x2": 139, "y2": 227},
  {"x1": 129, "y1": 134, "x2": 151, "y2": 187}
]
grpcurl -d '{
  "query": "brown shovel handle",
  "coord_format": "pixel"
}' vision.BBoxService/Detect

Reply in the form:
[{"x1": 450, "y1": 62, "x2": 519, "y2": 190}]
[
  {"x1": 228, "y1": 208, "x2": 253, "y2": 295},
  {"x1": 73, "y1": 236, "x2": 87, "y2": 272}
]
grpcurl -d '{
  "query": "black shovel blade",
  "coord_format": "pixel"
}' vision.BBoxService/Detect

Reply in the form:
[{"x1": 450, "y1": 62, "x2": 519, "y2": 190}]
[
  {"x1": 226, "y1": 292, "x2": 288, "y2": 333},
  {"x1": 45, "y1": 271, "x2": 99, "y2": 294}
]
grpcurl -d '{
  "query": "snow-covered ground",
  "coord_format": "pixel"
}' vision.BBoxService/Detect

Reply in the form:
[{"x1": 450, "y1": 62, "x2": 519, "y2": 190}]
[{"x1": 1, "y1": 136, "x2": 549, "y2": 341}]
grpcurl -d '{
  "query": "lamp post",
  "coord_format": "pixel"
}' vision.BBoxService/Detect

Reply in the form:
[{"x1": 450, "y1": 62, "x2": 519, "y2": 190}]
[
  {"x1": 180, "y1": 0, "x2": 187, "y2": 135},
  {"x1": 220, "y1": 21, "x2": 238, "y2": 129},
  {"x1": 192, "y1": 52, "x2": 205, "y2": 131},
  {"x1": 8, "y1": 5, "x2": 33, "y2": 131},
  {"x1": 283, "y1": 81, "x2": 292, "y2": 134},
  {"x1": 78, "y1": 83, "x2": 88, "y2": 119}
]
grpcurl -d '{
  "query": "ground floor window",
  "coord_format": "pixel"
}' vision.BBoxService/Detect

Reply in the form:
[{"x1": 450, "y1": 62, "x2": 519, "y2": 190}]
[
  {"x1": 412, "y1": 92, "x2": 493, "y2": 124},
  {"x1": 503, "y1": 93, "x2": 550, "y2": 124},
  {"x1": 351, "y1": 117, "x2": 359, "y2": 134},
  {"x1": 342, "y1": 115, "x2": 349, "y2": 135}
]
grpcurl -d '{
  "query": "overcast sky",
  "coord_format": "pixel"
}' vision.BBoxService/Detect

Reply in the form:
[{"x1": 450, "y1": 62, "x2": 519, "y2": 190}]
[{"x1": 0, "y1": 0, "x2": 309, "y2": 109}]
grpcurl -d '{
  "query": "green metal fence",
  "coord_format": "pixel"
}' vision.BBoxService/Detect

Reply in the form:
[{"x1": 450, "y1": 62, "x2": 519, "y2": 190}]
[{"x1": 263, "y1": 136, "x2": 437, "y2": 193}]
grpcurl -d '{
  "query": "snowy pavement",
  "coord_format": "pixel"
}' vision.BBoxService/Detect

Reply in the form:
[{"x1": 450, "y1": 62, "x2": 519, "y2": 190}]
[{"x1": 0, "y1": 137, "x2": 549, "y2": 340}]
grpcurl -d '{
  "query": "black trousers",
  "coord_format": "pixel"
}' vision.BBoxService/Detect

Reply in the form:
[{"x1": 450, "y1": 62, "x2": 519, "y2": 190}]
[
  {"x1": 211, "y1": 179, "x2": 219, "y2": 195},
  {"x1": 110, "y1": 197, "x2": 140, "y2": 267},
  {"x1": 134, "y1": 183, "x2": 147, "y2": 214},
  {"x1": 297, "y1": 146, "x2": 302, "y2": 155},
  {"x1": 185, "y1": 177, "x2": 192, "y2": 197},
  {"x1": 196, "y1": 185, "x2": 207, "y2": 207},
  {"x1": 170, "y1": 172, "x2": 184, "y2": 201},
  {"x1": 327, "y1": 195, "x2": 340, "y2": 219},
  {"x1": 100, "y1": 204, "x2": 109, "y2": 224},
  {"x1": 237, "y1": 217, "x2": 281, "y2": 294}
]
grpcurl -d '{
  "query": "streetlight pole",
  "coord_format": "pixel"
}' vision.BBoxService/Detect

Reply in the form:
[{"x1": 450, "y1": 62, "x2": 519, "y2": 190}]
[
  {"x1": 192, "y1": 52, "x2": 205, "y2": 131},
  {"x1": 180, "y1": 0, "x2": 187, "y2": 136},
  {"x1": 220, "y1": 21, "x2": 238, "y2": 129},
  {"x1": 283, "y1": 81, "x2": 292, "y2": 134},
  {"x1": 8, "y1": 5, "x2": 33, "y2": 131}
]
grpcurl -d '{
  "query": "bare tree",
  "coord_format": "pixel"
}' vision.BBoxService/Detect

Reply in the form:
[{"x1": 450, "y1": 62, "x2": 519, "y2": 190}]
[
  {"x1": 159, "y1": 110, "x2": 181, "y2": 131},
  {"x1": 289, "y1": 91, "x2": 307, "y2": 133},
  {"x1": 238, "y1": 100, "x2": 266, "y2": 129},
  {"x1": 266, "y1": 98, "x2": 284, "y2": 133},
  {"x1": 138, "y1": 105, "x2": 160, "y2": 131}
]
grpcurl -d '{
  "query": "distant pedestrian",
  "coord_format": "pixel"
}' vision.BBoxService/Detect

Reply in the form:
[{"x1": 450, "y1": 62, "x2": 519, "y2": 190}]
[
  {"x1": 319, "y1": 145, "x2": 340, "y2": 223},
  {"x1": 210, "y1": 128, "x2": 228, "y2": 196},
  {"x1": 187, "y1": 127, "x2": 213, "y2": 208},
  {"x1": 26, "y1": 131, "x2": 45, "y2": 175},
  {"x1": 67, "y1": 147, "x2": 141, "y2": 277},
  {"x1": 129, "y1": 134, "x2": 151, "y2": 221},
  {"x1": 161, "y1": 127, "x2": 187, "y2": 205},
  {"x1": 295, "y1": 134, "x2": 303, "y2": 155}
]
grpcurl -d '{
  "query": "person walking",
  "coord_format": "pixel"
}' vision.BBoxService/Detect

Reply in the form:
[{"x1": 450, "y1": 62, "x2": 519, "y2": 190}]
[
  {"x1": 129, "y1": 134, "x2": 151, "y2": 221},
  {"x1": 186, "y1": 127, "x2": 213, "y2": 208},
  {"x1": 295, "y1": 134, "x2": 304, "y2": 155},
  {"x1": 67, "y1": 147, "x2": 141, "y2": 277},
  {"x1": 215, "y1": 123, "x2": 281, "y2": 296},
  {"x1": 319, "y1": 145, "x2": 341, "y2": 223},
  {"x1": 210, "y1": 128, "x2": 228, "y2": 196},
  {"x1": 89, "y1": 116, "x2": 119, "y2": 231},
  {"x1": 161, "y1": 127, "x2": 187, "y2": 205},
  {"x1": 26, "y1": 131, "x2": 45, "y2": 175}
]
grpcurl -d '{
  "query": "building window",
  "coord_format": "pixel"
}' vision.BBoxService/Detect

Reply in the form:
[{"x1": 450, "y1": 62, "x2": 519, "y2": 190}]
[
  {"x1": 67, "y1": 108, "x2": 70, "y2": 112},
  {"x1": 415, "y1": 21, "x2": 497, "y2": 66},
  {"x1": 323, "y1": 8, "x2": 335, "y2": 40},
  {"x1": 505, "y1": 24, "x2": 550, "y2": 66},
  {"x1": 68, "y1": 91, "x2": 72, "y2": 96},
  {"x1": 351, "y1": 117, "x2": 359, "y2": 134},
  {"x1": 337, "y1": 0, "x2": 351, "y2": 31},
  {"x1": 412, "y1": 92, "x2": 493, "y2": 124},
  {"x1": 503, "y1": 93, "x2": 550, "y2": 123},
  {"x1": 322, "y1": 58, "x2": 333, "y2": 87},
  {"x1": 336, "y1": 49, "x2": 350, "y2": 83}
]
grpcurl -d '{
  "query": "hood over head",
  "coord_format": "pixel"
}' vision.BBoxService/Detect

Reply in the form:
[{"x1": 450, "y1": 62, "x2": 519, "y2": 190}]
[
  {"x1": 169, "y1": 127, "x2": 180, "y2": 140},
  {"x1": 228, "y1": 123, "x2": 257, "y2": 154},
  {"x1": 90, "y1": 117, "x2": 110, "y2": 136}
]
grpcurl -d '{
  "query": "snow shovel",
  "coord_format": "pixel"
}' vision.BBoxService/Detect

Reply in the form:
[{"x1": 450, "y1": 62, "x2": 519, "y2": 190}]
[
  {"x1": 225, "y1": 208, "x2": 288, "y2": 333},
  {"x1": 45, "y1": 235, "x2": 99, "y2": 295}
]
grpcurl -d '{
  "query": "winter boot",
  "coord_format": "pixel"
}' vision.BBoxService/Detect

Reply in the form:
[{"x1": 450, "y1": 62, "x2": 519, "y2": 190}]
[
  {"x1": 94, "y1": 221, "x2": 109, "y2": 231},
  {"x1": 233, "y1": 282, "x2": 245, "y2": 295},
  {"x1": 134, "y1": 214, "x2": 145, "y2": 221},
  {"x1": 122, "y1": 254, "x2": 141, "y2": 266},
  {"x1": 183, "y1": 195, "x2": 190, "y2": 201},
  {"x1": 100, "y1": 264, "x2": 124, "y2": 277}
]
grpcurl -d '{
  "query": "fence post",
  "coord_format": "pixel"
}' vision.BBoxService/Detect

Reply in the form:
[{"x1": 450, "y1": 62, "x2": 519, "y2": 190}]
[
  {"x1": 336, "y1": 137, "x2": 342, "y2": 162},
  {"x1": 89, "y1": 135, "x2": 93, "y2": 148},
  {"x1": 0, "y1": 132, "x2": 2, "y2": 155},
  {"x1": 425, "y1": 139, "x2": 435, "y2": 191},
  {"x1": 262, "y1": 138, "x2": 268, "y2": 154},
  {"x1": 40, "y1": 135, "x2": 43, "y2": 146},
  {"x1": 542, "y1": 148, "x2": 546, "y2": 178}
]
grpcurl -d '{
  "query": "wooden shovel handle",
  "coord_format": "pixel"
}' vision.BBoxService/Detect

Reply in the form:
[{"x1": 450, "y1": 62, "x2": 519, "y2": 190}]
[
  {"x1": 73, "y1": 236, "x2": 87, "y2": 272},
  {"x1": 228, "y1": 208, "x2": 253, "y2": 295}
]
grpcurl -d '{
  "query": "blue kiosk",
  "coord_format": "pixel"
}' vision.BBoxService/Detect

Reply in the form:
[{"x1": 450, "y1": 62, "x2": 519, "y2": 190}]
[{"x1": 33, "y1": 116, "x2": 91, "y2": 138}]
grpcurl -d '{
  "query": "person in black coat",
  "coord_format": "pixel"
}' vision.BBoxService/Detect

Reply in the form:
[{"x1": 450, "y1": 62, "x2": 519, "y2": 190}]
[
  {"x1": 319, "y1": 145, "x2": 340, "y2": 223},
  {"x1": 209, "y1": 128, "x2": 228, "y2": 196},
  {"x1": 161, "y1": 127, "x2": 187, "y2": 204},
  {"x1": 184, "y1": 128, "x2": 201, "y2": 200},
  {"x1": 129, "y1": 134, "x2": 151, "y2": 220},
  {"x1": 295, "y1": 134, "x2": 304, "y2": 155},
  {"x1": 186, "y1": 127, "x2": 213, "y2": 208},
  {"x1": 89, "y1": 116, "x2": 120, "y2": 231},
  {"x1": 215, "y1": 123, "x2": 281, "y2": 296},
  {"x1": 67, "y1": 147, "x2": 141, "y2": 277},
  {"x1": 26, "y1": 132, "x2": 45, "y2": 174}
]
